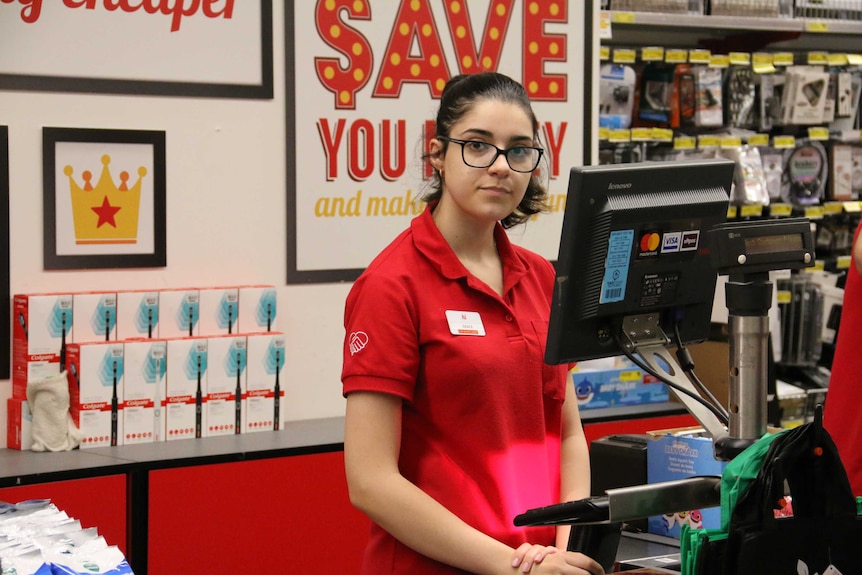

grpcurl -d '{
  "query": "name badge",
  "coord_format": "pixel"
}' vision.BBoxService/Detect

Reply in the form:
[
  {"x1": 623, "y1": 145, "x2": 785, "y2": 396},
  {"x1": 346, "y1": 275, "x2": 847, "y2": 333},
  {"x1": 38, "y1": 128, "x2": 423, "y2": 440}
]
[{"x1": 445, "y1": 310, "x2": 486, "y2": 336}]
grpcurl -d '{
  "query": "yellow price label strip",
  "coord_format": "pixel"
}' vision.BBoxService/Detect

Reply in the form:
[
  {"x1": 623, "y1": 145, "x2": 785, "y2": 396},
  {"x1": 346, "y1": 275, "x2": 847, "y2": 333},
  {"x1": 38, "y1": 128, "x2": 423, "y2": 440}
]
[
  {"x1": 836, "y1": 255, "x2": 852, "y2": 270},
  {"x1": 630, "y1": 128, "x2": 653, "y2": 141},
  {"x1": 773, "y1": 135, "x2": 796, "y2": 149},
  {"x1": 709, "y1": 54, "x2": 730, "y2": 68},
  {"x1": 808, "y1": 127, "x2": 830, "y2": 141},
  {"x1": 608, "y1": 129, "x2": 631, "y2": 143},
  {"x1": 727, "y1": 205, "x2": 738, "y2": 219},
  {"x1": 773, "y1": 52, "x2": 795, "y2": 66},
  {"x1": 720, "y1": 137, "x2": 743, "y2": 148},
  {"x1": 665, "y1": 49, "x2": 688, "y2": 63},
  {"x1": 777, "y1": 290, "x2": 792, "y2": 304},
  {"x1": 613, "y1": 49, "x2": 637, "y2": 64},
  {"x1": 804, "y1": 260, "x2": 826, "y2": 272},
  {"x1": 600, "y1": 46, "x2": 610, "y2": 61},
  {"x1": 807, "y1": 52, "x2": 829, "y2": 65},
  {"x1": 740, "y1": 205, "x2": 764, "y2": 218},
  {"x1": 823, "y1": 202, "x2": 844, "y2": 215},
  {"x1": 848, "y1": 54, "x2": 862, "y2": 66},
  {"x1": 674, "y1": 137, "x2": 696, "y2": 150},
  {"x1": 844, "y1": 201, "x2": 862, "y2": 213},
  {"x1": 598, "y1": 127, "x2": 610, "y2": 141},
  {"x1": 612, "y1": 11, "x2": 636, "y2": 24},
  {"x1": 689, "y1": 49, "x2": 711, "y2": 64},
  {"x1": 805, "y1": 21, "x2": 830, "y2": 33},
  {"x1": 828, "y1": 53, "x2": 849, "y2": 66},
  {"x1": 651, "y1": 128, "x2": 674, "y2": 142},
  {"x1": 804, "y1": 206, "x2": 825, "y2": 219},
  {"x1": 770, "y1": 204, "x2": 794, "y2": 217},
  {"x1": 729, "y1": 52, "x2": 751, "y2": 65},
  {"x1": 641, "y1": 47, "x2": 664, "y2": 61},
  {"x1": 748, "y1": 134, "x2": 770, "y2": 147}
]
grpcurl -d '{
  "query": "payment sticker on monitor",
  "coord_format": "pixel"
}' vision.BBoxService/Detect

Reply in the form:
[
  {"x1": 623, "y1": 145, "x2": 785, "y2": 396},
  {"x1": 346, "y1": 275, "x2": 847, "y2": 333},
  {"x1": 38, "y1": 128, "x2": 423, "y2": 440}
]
[{"x1": 601, "y1": 229, "x2": 634, "y2": 304}]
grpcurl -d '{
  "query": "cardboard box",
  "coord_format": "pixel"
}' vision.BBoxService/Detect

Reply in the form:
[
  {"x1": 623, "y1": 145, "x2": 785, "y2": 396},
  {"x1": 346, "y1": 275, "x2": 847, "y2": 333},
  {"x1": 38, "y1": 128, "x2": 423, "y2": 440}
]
[
  {"x1": 122, "y1": 339, "x2": 166, "y2": 445},
  {"x1": 12, "y1": 293, "x2": 74, "y2": 398},
  {"x1": 72, "y1": 291, "x2": 117, "y2": 343},
  {"x1": 116, "y1": 290, "x2": 160, "y2": 340},
  {"x1": 198, "y1": 287, "x2": 240, "y2": 336},
  {"x1": 205, "y1": 335, "x2": 246, "y2": 437},
  {"x1": 571, "y1": 367, "x2": 669, "y2": 410},
  {"x1": 245, "y1": 332, "x2": 285, "y2": 433},
  {"x1": 646, "y1": 427, "x2": 727, "y2": 537},
  {"x1": 158, "y1": 289, "x2": 200, "y2": 338},
  {"x1": 165, "y1": 337, "x2": 207, "y2": 441},
  {"x1": 238, "y1": 286, "x2": 278, "y2": 334},
  {"x1": 6, "y1": 398, "x2": 33, "y2": 450},
  {"x1": 67, "y1": 342, "x2": 125, "y2": 449}
]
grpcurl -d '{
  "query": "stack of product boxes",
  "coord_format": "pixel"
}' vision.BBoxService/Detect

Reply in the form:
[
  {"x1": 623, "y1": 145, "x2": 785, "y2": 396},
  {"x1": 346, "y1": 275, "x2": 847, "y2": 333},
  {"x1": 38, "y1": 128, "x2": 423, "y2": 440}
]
[{"x1": 8, "y1": 285, "x2": 285, "y2": 450}]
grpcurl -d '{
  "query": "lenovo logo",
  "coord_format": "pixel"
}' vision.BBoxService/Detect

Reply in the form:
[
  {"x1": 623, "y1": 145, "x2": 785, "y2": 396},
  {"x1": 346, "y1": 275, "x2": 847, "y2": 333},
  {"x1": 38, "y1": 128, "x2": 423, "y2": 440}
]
[{"x1": 608, "y1": 182, "x2": 632, "y2": 190}]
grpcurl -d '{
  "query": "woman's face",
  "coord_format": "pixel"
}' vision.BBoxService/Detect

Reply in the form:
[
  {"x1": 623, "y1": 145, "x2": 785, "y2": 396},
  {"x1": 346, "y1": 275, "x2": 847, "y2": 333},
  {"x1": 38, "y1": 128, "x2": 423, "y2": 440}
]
[{"x1": 430, "y1": 99, "x2": 535, "y2": 226}]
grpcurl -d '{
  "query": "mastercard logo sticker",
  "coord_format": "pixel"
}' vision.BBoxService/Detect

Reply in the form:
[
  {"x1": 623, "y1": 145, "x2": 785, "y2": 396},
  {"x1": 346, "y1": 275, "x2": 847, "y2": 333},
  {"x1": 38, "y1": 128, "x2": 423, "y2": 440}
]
[{"x1": 639, "y1": 232, "x2": 661, "y2": 253}]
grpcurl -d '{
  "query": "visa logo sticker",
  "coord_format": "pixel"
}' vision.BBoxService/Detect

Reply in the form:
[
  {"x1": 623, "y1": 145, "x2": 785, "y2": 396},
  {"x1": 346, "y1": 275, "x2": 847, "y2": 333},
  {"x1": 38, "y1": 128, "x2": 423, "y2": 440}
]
[
  {"x1": 680, "y1": 230, "x2": 700, "y2": 251},
  {"x1": 661, "y1": 232, "x2": 681, "y2": 253}
]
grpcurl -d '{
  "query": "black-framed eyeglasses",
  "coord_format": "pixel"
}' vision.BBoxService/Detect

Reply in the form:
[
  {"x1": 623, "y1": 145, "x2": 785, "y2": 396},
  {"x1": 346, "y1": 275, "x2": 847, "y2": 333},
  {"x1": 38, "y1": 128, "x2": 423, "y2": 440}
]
[{"x1": 437, "y1": 136, "x2": 543, "y2": 173}]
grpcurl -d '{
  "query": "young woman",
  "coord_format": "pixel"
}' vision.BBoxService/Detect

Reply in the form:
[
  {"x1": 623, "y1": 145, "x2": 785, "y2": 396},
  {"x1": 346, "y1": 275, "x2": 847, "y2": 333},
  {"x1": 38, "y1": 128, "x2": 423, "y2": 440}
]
[{"x1": 342, "y1": 72, "x2": 603, "y2": 575}]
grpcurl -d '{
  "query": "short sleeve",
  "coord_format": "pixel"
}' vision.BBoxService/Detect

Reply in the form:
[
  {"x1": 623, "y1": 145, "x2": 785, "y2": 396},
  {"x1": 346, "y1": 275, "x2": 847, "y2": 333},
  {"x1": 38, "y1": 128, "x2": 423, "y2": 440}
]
[{"x1": 341, "y1": 268, "x2": 420, "y2": 401}]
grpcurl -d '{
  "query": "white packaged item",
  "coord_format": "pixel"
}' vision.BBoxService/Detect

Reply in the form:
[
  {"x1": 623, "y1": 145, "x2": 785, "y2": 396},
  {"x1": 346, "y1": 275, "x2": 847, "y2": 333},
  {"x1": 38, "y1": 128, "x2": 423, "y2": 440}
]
[
  {"x1": 158, "y1": 288, "x2": 200, "y2": 338},
  {"x1": 205, "y1": 335, "x2": 246, "y2": 437},
  {"x1": 116, "y1": 290, "x2": 159, "y2": 340},
  {"x1": 165, "y1": 337, "x2": 207, "y2": 440},
  {"x1": 695, "y1": 66, "x2": 723, "y2": 127},
  {"x1": 198, "y1": 287, "x2": 240, "y2": 336},
  {"x1": 122, "y1": 339, "x2": 166, "y2": 444},
  {"x1": 237, "y1": 285, "x2": 278, "y2": 333},
  {"x1": 245, "y1": 333, "x2": 285, "y2": 433},
  {"x1": 67, "y1": 342, "x2": 124, "y2": 448},
  {"x1": 599, "y1": 63, "x2": 636, "y2": 130},
  {"x1": 71, "y1": 292, "x2": 117, "y2": 343}
]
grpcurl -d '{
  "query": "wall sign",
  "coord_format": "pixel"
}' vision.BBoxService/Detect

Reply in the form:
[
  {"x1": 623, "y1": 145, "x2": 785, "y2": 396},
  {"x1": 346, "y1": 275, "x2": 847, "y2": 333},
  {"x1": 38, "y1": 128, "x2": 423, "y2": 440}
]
[
  {"x1": 286, "y1": 0, "x2": 590, "y2": 284},
  {"x1": 0, "y1": 0, "x2": 273, "y2": 99},
  {"x1": 1, "y1": 126, "x2": 9, "y2": 379},
  {"x1": 43, "y1": 127, "x2": 167, "y2": 270}
]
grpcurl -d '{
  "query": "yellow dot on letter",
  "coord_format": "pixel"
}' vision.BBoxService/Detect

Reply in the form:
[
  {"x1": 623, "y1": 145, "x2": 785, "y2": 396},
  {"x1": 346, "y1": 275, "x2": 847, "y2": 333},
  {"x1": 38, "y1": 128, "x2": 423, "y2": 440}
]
[
  {"x1": 456, "y1": 25, "x2": 466, "y2": 39},
  {"x1": 330, "y1": 25, "x2": 341, "y2": 38},
  {"x1": 549, "y1": 81, "x2": 559, "y2": 94},
  {"x1": 489, "y1": 27, "x2": 499, "y2": 40},
  {"x1": 528, "y1": 81, "x2": 539, "y2": 93},
  {"x1": 550, "y1": 42, "x2": 559, "y2": 55},
  {"x1": 436, "y1": 78, "x2": 446, "y2": 91},
  {"x1": 496, "y1": 2, "x2": 506, "y2": 16},
  {"x1": 550, "y1": 3, "x2": 560, "y2": 16},
  {"x1": 399, "y1": 22, "x2": 410, "y2": 35},
  {"x1": 449, "y1": 1, "x2": 461, "y2": 14},
  {"x1": 529, "y1": 42, "x2": 539, "y2": 54},
  {"x1": 353, "y1": 0, "x2": 364, "y2": 12},
  {"x1": 339, "y1": 91, "x2": 350, "y2": 104},
  {"x1": 462, "y1": 55, "x2": 473, "y2": 68},
  {"x1": 482, "y1": 56, "x2": 492, "y2": 69},
  {"x1": 352, "y1": 43, "x2": 363, "y2": 56},
  {"x1": 410, "y1": 0, "x2": 420, "y2": 11},
  {"x1": 354, "y1": 69, "x2": 364, "y2": 82},
  {"x1": 324, "y1": 66, "x2": 335, "y2": 80},
  {"x1": 324, "y1": 0, "x2": 335, "y2": 11},
  {"x1": 410, "y1": 63, "x2": 421, "y2": 77},
  {"x1": 383, "y1": 77, "x2": 393, "y2": 90},
  {"x1": 390, "y1": 53, "x2": 401, "y2": 66},
  {"x1": 529, "y1": 2, "x2": 539, "y2": 15},
  {"x1": 430, "y1": 54, "x2": 440, "y2": 67},
  {"x1": 422, "y1": 24, "x2": 432, "y2": 37}
]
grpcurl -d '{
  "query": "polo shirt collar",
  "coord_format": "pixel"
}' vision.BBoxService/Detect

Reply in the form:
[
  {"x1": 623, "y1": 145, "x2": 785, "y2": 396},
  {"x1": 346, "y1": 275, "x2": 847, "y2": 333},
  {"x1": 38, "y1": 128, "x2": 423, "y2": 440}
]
[{"x1": 411, "y1": 203, "x2": 530, "y2": 295}]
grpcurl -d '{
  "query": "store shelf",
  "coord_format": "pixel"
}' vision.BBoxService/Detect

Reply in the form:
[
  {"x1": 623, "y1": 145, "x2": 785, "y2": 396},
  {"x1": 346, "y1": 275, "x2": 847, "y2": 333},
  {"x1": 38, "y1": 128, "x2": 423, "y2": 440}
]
[{"x1": 606, "y1": 11, "x2": 804, "y2": 33}]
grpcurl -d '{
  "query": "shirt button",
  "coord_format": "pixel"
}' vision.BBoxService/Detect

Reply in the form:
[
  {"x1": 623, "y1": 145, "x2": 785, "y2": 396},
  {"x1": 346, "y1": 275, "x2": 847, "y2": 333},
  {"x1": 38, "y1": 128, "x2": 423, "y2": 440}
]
[{"x1": 504, "y1": 314, "x2": 513, "y2": 322}]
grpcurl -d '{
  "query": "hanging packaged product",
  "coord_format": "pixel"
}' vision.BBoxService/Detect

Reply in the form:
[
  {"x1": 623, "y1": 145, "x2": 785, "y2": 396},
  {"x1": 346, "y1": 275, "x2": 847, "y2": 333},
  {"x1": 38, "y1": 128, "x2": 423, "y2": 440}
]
[
  {"x1": 599, "y1": 63, "x2": 636, "y2": 130},
  {"x1": 724, "y1": 66, "x2": 757, "y2": 129},
  {"x1": 829, "y1": 143, "x2": 857, "y2": 201},
  {"x1": 781, "y1": 140, "x2": 828, "y2": 206},
  {"x1": 783, "y1": 66, "x2": 831, "y2": 126},
  {"x1": 695, "y1": 66, "x2": 723, "y2": 127},
  {"x1": 720, "y1": 145, "x2": 770, "y2": 206},
  {"x1": 638, "y1": 62, "x2": 676, "y2": 126}
]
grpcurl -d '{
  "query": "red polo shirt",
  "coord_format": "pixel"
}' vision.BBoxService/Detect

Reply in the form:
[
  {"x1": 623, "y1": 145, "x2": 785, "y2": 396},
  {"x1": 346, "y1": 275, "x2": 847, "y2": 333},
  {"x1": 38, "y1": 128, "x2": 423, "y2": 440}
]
[
  {"x1": 824, "y1": 220, "x2": 862, "y2": 496},
  {"x1": 342, "y1": 206, "x2": 571, "y2": 574}
]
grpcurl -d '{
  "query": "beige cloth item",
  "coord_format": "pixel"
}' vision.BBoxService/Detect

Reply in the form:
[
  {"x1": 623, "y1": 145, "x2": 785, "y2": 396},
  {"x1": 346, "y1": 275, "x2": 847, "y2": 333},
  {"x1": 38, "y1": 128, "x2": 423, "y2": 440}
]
[{"x1": 26, "y1": 370, "x2": 82, "y2": 452}]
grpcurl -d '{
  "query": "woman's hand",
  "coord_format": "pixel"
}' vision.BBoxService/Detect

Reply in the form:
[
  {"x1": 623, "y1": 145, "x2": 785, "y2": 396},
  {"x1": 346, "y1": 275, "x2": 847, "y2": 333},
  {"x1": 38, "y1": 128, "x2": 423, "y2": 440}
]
[
  {"x1": 511, "y1": 543, "x2": 558, "y2": 572},
  {"x1": 511, "y1": 545, "x2": 605, "y2": 575}
]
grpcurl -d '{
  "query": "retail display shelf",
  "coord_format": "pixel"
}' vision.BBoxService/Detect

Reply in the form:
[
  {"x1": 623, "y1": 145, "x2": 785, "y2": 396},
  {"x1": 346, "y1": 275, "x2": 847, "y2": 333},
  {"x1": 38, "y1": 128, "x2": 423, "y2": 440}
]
[
  {"x1": 604, "y1": 10, "x2": 862, "y2": 35},
  {"x1": 0, "y1": 416, "x2": 345, "y2": 487}
]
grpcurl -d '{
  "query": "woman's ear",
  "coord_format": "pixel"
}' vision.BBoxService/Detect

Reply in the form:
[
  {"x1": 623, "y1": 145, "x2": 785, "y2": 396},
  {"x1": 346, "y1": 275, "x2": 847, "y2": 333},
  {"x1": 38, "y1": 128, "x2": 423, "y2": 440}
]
[{"x1": 428, "y1": 138, "x2": 444, "y2": 172}]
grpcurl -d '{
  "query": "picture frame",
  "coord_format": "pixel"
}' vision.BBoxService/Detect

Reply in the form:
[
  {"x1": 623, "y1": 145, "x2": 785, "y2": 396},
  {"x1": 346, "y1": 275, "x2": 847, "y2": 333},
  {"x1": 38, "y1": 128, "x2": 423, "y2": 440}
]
[
  {"x1": 1, "y1": 126, "x2": 9, "y2": 379},
  {"x1": 0, "y1": 0, "x2": 272, "y2": 99},
  {"x1": 43, "y1": 127, "x2": 166, "y2": 270}
]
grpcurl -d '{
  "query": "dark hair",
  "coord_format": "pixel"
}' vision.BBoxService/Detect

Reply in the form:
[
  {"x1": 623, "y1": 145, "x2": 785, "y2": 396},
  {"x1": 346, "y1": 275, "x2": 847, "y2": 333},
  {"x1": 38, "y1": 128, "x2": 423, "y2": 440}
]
[{"x1": 424, "y1": 72, "x2": 549, "y2": 228}]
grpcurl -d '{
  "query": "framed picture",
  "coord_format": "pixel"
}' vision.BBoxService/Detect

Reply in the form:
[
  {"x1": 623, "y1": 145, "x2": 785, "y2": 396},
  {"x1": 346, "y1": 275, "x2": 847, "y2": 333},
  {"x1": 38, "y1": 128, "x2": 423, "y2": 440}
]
[
  {"x1": 43, "y1": 127, "x2": 166, "y2": 270},
  {"x1": 0, "y1": 0, "x2": 272, "y2": 99},
  {"x1": 1, "y1": 126, "x2": 9, "y2": 379}
]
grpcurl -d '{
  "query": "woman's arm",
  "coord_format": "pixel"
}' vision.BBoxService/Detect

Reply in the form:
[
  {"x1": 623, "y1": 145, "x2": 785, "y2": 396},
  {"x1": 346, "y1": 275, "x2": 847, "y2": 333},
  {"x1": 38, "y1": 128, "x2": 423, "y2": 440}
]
[
  {"x1": 853, "y1": 224, "x2": 862, "y2": 277},
  {"x1": 344, "y1": 390, "x2": 543, "y2": 575},
  {"x1": 556, "y1": 380, "x2": 592, "y2": 550}
]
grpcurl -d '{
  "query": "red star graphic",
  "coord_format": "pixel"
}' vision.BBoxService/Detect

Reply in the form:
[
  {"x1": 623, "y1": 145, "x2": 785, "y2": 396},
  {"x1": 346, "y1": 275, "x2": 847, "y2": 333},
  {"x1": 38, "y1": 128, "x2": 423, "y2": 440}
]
[{"x1": 91, "y1": 196, "x2": 122, "y2": 228}]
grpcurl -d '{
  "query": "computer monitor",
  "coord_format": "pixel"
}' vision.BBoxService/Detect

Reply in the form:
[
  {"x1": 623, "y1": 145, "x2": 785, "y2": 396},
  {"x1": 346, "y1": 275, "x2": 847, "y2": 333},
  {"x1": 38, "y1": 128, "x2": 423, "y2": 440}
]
[{"x1": 545, "y1": 158, "x2": 735, "y2": 365}]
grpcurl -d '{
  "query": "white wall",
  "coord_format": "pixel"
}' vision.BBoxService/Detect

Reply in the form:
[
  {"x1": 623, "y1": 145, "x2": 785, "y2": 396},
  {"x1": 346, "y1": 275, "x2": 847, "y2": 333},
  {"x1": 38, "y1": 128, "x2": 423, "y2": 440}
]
[
  {"x1": 0, "y1": 1, "x2": 598, "y2": 447},
  {"x1": 0, "y1": 3, "x2": 354, "y2": 446}
]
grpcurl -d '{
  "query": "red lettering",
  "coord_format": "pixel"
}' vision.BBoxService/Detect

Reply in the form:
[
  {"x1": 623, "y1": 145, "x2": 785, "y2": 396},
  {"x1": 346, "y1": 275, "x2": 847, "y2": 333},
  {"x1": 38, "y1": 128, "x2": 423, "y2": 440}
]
[
  {"x1": 373, "y1": 0, "x2": 449, "y2": 99},
  {"x1": 314, "y1": 0, "x2": 373, "y2": 110},
  {"x1": 317, "y1": 118, "x2": 347, "y2": 181},
  {"x1": 348, "y1": 118, "x2": 374, "y2": 181},
  {"x1": 8, "y1": 0, "x2": 44, "y2": 23},
  {"x1": 202, "y1": 0, "x2": 231, "y2": 19},
  {"x1": 541, "y1": 121, "x2": 567, "y2": 178},
  {"x1": 523, "y1": 2, "x2": 567, "y2": 102},
  {"x1": 379, "y1": 119, "x2": 406, "y2": 181},
  {"x1": 63, "y1": 0, "x2": 93, "y2": 8},
  {"x1": 442, "y1": 0, "x2": 513, "y2": 74}
]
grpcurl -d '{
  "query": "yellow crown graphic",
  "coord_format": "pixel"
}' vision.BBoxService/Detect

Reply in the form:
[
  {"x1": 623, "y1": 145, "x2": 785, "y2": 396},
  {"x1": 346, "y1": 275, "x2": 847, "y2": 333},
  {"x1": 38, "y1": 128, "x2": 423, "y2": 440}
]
[{"x1": 66, "y1": 154, "x2": 146, "y2": 245}]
